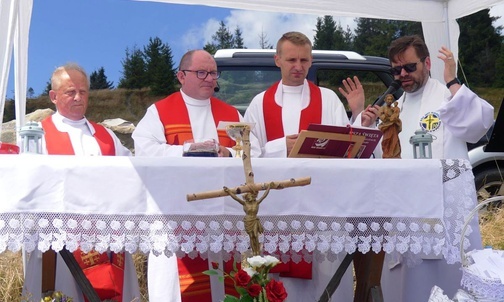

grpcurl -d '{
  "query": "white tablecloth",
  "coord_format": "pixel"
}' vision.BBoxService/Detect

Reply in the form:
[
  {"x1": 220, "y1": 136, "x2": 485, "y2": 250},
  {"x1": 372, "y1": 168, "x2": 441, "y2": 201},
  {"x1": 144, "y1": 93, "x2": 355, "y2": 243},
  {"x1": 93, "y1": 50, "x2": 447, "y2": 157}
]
[{"x1": 0, "y1": 155, "x2": 477, "y2": 265}]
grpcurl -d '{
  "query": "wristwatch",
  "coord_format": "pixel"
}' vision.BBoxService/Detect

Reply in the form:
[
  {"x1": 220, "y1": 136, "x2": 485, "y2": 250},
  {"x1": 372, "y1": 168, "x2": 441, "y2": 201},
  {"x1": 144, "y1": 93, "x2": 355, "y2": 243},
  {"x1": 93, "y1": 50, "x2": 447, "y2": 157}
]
[{"x1": 446, "y1": 78, "x2": 461, "y2": 89}]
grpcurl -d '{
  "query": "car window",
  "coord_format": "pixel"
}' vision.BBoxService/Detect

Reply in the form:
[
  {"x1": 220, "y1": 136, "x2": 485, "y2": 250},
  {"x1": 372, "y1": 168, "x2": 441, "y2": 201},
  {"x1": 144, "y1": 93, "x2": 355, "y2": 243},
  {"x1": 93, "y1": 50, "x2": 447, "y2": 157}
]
[
  {"x1": 315, "y1": 69, "x2": 391, "y2": 108},
  {"x1": 215, "y1": 63, "x2": 393, "y2": 115},
  {"x1": 215, "y1": 68, "x2": 281, "y2": 115}
]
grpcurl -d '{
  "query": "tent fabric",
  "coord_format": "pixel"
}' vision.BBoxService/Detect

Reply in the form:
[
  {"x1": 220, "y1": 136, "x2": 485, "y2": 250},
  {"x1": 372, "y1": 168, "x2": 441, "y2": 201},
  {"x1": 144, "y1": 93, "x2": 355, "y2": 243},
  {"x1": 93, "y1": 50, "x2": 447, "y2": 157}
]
[
  {"x1": 0, "y1": 0, "x2": 18, "y2": 131},
  {"x1": 136, "y1": 0, "x2": 502, "y2": 82},
  {"x1": 0, "y1": 0, "x2": 32, "y2": 138},
  {"x1": 13, "y1": 0, "x2": 32, "y2": 143},
  {"x1": 0, "y1": 0, "x2": 503, "y2": 139}
]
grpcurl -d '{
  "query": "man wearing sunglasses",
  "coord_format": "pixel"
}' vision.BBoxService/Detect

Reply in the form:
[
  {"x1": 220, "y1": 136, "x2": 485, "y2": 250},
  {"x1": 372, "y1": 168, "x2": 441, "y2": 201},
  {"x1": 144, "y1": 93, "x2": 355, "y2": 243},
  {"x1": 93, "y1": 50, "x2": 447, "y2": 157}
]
[
  {"x1": 133, "y1": 49, "x2": 261, "y2": 302},
  {"x1": 378, "y1": 35, "x2": 494, "y2": 302}
]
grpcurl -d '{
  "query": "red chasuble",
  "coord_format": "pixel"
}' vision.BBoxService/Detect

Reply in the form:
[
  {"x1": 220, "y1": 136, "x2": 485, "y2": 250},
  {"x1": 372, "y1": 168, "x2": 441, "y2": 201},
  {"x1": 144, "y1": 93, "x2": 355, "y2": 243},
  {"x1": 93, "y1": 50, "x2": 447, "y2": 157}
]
[
  {"x1": 41, "y1": 116, "x2": 116, "y2": 156},
  {"x1": 263, "y1": 80, "x2": 322, "y2": 142},
  {"x1": 262, "y1": 81, "x2": 321, "y2": 279},
  {"x1": 155, "y1": 92, "x2": 239, "y2": 148},
  {"x1": 155, "y1": 92, "x2": 240, "y2": 301},
  {"x1": 42, "y1": 116, "x2": 125, "y2": 301}
]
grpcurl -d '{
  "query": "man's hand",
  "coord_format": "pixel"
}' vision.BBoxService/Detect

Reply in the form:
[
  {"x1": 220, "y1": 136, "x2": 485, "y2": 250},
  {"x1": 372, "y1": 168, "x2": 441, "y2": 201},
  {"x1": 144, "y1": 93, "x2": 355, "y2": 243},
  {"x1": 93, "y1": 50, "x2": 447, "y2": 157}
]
[
  {"x1": 218, "y1": 145, "x2": 231, "y2": 157},
  {"x1": 339, "y1": 76, "x2": 365, "y2": 117},
  {"x1": 361, "y1": 104, "x2": 380, "y2": 127},
  {"x1": 438, "y1": 46, "x2": 461, "y2": 94},
  {"x1": 286, "y1": 134, "x2": 299, "y2": 156}
]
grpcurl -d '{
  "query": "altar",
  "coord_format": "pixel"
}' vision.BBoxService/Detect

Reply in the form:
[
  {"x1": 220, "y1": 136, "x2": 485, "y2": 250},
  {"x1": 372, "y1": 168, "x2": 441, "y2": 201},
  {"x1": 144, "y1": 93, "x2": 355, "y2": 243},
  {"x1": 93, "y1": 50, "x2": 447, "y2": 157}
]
[
  {"x1": 0, "y1": 155, "x2": 481, "y2": 301},
  {"x1": 0, "y1": 155, "x2": 477, "y2": 267}
]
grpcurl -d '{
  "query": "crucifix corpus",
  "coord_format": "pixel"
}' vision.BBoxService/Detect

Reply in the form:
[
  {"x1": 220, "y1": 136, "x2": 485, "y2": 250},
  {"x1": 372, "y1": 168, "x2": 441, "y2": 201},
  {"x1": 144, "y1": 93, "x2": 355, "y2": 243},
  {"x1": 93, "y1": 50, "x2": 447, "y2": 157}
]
[{"x1": 186, "y1": 124, "x2": 311, "y2": 256}]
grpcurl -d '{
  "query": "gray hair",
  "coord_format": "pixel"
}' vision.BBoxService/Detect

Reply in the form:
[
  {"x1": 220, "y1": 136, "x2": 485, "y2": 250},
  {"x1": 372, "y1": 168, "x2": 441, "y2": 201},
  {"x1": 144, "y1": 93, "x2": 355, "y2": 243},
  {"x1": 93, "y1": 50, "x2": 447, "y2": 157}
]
[{"x1": 51, "y1": 63, "x2": 89, "y2": 90}]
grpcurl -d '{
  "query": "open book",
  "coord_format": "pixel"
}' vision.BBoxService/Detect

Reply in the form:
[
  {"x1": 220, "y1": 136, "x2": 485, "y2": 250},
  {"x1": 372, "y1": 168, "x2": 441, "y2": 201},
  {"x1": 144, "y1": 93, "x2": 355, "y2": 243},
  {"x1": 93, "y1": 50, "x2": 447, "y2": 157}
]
[{"x1": 288, "y1": 124, "x2": 382, "y2": 158}]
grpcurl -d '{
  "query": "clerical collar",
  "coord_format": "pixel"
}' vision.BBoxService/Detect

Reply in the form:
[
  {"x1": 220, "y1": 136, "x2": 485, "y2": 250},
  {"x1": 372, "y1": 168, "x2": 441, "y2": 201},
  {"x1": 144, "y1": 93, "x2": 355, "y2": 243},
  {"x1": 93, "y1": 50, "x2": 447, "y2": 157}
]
[
  {"x1": 54, "y1": 111, "x2": 87, "y2": 126},
  {"x1": 180, "y1": 89, "x2": 210, "y2": 107},
  {"x1": 282, "y1": 84, "x2": 304, "y2": 94}
]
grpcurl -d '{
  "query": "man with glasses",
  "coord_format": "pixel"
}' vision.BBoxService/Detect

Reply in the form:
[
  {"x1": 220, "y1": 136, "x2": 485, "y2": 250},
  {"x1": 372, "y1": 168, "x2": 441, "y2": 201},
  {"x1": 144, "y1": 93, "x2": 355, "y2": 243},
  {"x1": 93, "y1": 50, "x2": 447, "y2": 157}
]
[
  {"x1": 133, "y1": 49, "x2": 259, "y2": 157},
  {"x1": 376, "y1": 35, "x2": 493, "y2": 302},
  {"x1": 133, "y1": 49, "x2": 260, "y2": 302}
]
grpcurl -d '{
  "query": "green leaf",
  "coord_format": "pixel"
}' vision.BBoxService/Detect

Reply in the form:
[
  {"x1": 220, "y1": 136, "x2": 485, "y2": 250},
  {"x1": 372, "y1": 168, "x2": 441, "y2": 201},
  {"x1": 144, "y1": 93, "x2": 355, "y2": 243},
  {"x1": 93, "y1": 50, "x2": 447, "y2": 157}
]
[
  {"x1": 223, "y1": 295, "x2": 240, "y2": 302},
  {"x1": 236, "y1": 287, "x2": 248, "y2": 295},
  {"x1": 240, "y1": 295, "x2": 254, "y2": 302},
  {"x1": 202, "y1": 270, "x2": 219, "y2": 276}
]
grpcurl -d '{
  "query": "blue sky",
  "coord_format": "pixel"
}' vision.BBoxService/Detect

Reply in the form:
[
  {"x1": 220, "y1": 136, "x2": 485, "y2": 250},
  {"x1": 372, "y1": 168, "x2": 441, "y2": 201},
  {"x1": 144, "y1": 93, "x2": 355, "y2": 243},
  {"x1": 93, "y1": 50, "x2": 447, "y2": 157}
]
[{"x1": 6, "y1": 0, "x2": 504, "y2": 98}]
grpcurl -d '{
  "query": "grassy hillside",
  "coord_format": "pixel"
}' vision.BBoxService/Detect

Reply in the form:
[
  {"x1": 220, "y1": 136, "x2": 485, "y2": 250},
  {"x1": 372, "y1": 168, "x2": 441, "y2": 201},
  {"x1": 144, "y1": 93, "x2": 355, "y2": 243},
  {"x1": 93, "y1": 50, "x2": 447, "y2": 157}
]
[
  {"x1": 4, "y1": 86, "x2": 503, "y2": 126},
  {"x1": 6, "y1": 88, "x2": 162, "y2": 126}
]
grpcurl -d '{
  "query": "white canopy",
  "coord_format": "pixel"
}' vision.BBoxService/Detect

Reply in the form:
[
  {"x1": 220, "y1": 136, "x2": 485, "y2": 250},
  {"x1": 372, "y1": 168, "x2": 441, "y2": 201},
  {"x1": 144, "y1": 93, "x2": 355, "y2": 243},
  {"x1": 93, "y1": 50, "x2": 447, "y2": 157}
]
[{"x1": 1, "y1": 0, "x2": 502, "y2": 141}]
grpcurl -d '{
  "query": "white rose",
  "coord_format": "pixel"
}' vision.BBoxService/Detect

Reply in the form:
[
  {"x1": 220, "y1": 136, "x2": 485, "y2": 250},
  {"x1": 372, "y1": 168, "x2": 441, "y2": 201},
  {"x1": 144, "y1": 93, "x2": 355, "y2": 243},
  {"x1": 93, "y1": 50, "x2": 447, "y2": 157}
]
[
  {"x1": 247, "y1": 255, "x2": 267, "y2": 267},
  {"x1": 263, "y1": 255, "x2": 280, "y2": 267},
  {"x1": 243, "y1": 266, "x2": 257, "y2": 277}
]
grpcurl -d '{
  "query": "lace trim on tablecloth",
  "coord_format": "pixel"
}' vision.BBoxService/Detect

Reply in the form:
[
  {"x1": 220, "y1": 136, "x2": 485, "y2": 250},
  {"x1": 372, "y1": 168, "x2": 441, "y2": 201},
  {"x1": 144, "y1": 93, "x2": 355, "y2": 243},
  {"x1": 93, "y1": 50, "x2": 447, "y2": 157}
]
[{"x1": 0, "y1": 159, "x2": 477, "y2": 265}]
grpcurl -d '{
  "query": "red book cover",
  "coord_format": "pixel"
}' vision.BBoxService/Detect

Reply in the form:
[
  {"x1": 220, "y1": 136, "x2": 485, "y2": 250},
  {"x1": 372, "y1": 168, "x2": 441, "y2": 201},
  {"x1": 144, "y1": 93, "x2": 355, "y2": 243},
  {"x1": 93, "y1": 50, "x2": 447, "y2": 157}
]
[
  {"x1": 289, "y1": 124, "x2": 382, "y2": 158},
  {"x1": 304, "y1": 124, "x2": 382, "y2": 158},
  {"x1": 290, "y1": 132, "x2": 362, "y2": 158}
]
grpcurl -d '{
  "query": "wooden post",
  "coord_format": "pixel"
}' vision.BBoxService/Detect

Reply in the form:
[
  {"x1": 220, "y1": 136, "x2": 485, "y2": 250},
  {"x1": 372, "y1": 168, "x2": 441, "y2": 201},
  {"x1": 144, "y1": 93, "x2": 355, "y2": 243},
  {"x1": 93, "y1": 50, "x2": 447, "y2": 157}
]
[{"x1": 41, "y1": 250, "x2": 56, "y2": 293}]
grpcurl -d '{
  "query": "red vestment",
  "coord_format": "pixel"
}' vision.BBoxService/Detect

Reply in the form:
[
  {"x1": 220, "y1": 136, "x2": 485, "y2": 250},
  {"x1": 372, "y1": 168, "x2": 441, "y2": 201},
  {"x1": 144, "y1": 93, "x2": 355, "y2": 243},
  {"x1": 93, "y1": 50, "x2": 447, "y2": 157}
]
[
  {"x1": 260, "y1": 81, "x2": 323, "y2": 279},
  {"x1": 41, "y1": 115, "x2": 125, "y2": 302},
  {"x1": 155, "y1": 94, "x2": 240, "y2": 301}
]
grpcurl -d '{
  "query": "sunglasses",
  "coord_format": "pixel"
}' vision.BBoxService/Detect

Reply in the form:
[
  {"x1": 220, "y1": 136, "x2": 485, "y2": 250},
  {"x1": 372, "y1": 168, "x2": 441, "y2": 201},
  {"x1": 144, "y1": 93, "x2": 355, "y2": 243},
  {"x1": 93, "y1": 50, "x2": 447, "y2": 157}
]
[{"x1": 390, "y1": 57, "x2": 427, "y2": 76}]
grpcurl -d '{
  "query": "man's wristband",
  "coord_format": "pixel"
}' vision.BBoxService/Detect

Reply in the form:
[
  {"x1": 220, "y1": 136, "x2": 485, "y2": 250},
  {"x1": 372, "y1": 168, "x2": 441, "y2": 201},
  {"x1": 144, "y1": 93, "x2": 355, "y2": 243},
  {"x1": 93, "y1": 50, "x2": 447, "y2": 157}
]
[{"x1": 446, "y1": 78, "x2": 461, "y2": 89}]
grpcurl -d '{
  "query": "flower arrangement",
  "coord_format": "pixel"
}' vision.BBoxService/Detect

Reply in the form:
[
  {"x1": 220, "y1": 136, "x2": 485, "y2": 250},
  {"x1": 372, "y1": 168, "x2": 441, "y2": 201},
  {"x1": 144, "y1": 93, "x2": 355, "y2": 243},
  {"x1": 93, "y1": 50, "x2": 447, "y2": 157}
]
[{"x1": 205, "y1": 255, "x2": 288, "y2": 302}]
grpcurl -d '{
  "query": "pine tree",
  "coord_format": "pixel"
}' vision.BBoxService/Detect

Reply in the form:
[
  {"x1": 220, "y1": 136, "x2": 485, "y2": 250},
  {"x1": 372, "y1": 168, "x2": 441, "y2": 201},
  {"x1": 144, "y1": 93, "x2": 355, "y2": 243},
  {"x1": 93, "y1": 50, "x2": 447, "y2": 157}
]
[
  {"x1": 343, "y1": 25, "x2": 354, "y2": 50},
  {"x1": 203, "y1": 43, "x2": 218, "y2": 55},
  {"x1": 42, "y1": 80, "x2": 51, "y2": 95},
  {"x1": 143, "y1": 37, "x2": 176, "y2": 96},
  {"x1": 458, "y1": 9, "x2": 503, "y2": 87},
  {"x1": 234, "y1": 27, "x2": 246, "y2": 49},
  {"x1": 313, "y1": 16, "x2": 354, "y2": 51},
  {"x1": 353, "y1": 18, "x2": 421, "y2": 57},
  {"x1": 118, "y1": 46, "x2": 147, "y2": 89},
  {"x1": 212, "y1": 21, "x2": 234, "y2": 49},
  {"x1": 313, "y1": 16, "x2": 337, "y2": 50},
  {"x1": 27, "y1": 87, "x2": 35, "y2": 98},
  {"x1": 90, "y1": 67, "x2": 114, "y2": 90}
]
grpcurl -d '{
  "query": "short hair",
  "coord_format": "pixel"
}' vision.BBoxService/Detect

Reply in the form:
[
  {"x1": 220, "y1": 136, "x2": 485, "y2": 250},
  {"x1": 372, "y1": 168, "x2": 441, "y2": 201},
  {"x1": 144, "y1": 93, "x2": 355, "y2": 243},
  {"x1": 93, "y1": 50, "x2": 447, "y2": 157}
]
[
  {"x1": 179, "y1": 50, "x2": 198, "y2": 70},
  {"x1": 388, "y1": 35, "x2": 430, "y2": 62},
  {"x1": 51, "y1": 63, "x2": 89, "y2": 90},
  {"x1": 276, "y1": 31, "x2": 312, "y2": 55}
]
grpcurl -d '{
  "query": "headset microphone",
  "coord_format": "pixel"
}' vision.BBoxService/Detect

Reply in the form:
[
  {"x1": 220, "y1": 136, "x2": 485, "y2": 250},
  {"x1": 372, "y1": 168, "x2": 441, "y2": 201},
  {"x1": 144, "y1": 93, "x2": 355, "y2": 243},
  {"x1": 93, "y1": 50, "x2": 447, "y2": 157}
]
[{"x1": 214, "y1": 82, "x2": 220, "y2": 93}]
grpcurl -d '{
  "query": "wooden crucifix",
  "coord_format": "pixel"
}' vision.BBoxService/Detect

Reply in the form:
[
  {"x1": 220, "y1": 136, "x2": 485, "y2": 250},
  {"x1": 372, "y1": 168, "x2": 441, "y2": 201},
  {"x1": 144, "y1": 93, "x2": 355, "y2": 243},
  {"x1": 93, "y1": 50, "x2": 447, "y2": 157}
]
[{"x1": 186, "y1": 124, "x2": 311, "y2": 256}]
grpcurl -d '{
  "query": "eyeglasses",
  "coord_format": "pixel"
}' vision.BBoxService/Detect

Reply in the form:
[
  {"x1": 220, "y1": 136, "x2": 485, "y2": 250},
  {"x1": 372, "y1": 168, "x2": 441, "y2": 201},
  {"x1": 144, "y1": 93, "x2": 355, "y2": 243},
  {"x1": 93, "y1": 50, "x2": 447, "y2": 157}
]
[
  {"x1": 389, "y1": 57, "x2": 426, "y2": 76},
  {"x1": 181, "y1": 70, "x2": 221, "y2": 80}
]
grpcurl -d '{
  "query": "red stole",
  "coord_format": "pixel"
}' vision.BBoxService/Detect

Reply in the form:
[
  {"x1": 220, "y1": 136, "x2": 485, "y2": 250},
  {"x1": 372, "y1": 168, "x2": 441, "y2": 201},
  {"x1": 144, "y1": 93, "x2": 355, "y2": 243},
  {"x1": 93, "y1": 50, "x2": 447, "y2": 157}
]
[
  {"x1": 41, "y1": 116, "x2": 116, "y2": 155},
  {"x1": 155, "y1": 92, "x2": 238, "y2": 148},
  {"x1": 263, "y1": 81, "x2": 322, "y2": 142},
  {"x1": 42, "y1": 115, "x2": 123, "y2": 301},
  {"x1": 262, "y1": 81, "x2": 317, "y2": 279}
]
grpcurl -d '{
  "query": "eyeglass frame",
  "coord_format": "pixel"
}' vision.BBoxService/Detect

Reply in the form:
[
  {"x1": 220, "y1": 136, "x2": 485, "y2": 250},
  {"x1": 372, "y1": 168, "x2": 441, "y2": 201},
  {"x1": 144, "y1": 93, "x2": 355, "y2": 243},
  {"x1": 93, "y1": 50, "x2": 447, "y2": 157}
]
[
  {"x1": 389, "y1": 56, "x2": 427, "y2": 76},
  {"x1": 181, "y1": 70, "x2": 221, "y2": 80}
]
